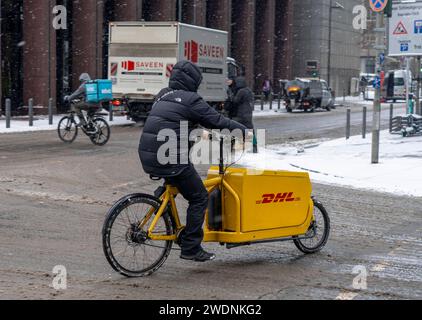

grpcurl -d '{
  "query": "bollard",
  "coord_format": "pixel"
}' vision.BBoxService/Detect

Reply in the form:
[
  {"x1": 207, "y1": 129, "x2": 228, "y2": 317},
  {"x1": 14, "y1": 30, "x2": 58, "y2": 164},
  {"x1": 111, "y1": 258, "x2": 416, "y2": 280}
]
[
  {"x1": 389, "y1": 103, "x2": 394, "y2": 133},
  {"x1": 48, "y1": 98, "x2": 53, "y2": 125},
  {"x1": 6, "y1": 99, "x2": 11, "y2": 129},
  {"x1": 261, "y1": 94, "x2": 264, "y2": 111},
  {"x1": 269, "y1": 93, "x2": 273, "y2": 110},
  {"x1": 28, "y1": 98, "x2": 34, "y2": 127},
  {"x1": 362, "y1": 106, "x2": 367, "y2": 139},
  {"x1": 278, "y1": 93, "x2": 281, "y2": 110},
  {"x1": 346, "y1": 108, "x2": 351, "y2": 140},
  {"x1": 109, "y1": 103, "x2": 114, "y2": 122}
]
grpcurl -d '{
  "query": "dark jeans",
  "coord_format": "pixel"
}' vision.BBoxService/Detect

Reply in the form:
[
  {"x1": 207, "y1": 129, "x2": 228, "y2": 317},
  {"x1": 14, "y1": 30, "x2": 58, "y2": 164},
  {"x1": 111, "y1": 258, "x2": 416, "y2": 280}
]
[{"x1": 166, "y1": 165, "x2": 209, "y2": 256}]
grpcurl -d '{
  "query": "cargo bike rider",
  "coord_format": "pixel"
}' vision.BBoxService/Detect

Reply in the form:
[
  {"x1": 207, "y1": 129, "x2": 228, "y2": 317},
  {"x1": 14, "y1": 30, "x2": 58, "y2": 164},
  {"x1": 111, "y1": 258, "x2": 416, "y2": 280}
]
[{"x1": 102, "y1": 61, "x2": 331, "y2": 277}]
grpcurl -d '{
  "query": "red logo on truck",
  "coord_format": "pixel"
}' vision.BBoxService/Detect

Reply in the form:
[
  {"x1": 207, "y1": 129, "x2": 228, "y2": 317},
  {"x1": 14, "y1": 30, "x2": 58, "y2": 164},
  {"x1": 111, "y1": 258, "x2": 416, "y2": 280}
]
[
  {"x1": 184, "y1": 41, "x2": 199, "y2": 63},
  {"x1": 122, "y1": 60, "x2": 135, "y2": 71}
]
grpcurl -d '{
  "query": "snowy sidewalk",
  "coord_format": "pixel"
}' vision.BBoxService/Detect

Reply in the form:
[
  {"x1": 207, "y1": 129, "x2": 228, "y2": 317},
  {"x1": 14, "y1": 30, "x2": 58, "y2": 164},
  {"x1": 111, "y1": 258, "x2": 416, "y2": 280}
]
[
  {"x1": 239, "y1": 131, "x2": 422, "y2": 197},
  {"x1": 0, "y1": 115, "x2": 135, "y2": 134}
]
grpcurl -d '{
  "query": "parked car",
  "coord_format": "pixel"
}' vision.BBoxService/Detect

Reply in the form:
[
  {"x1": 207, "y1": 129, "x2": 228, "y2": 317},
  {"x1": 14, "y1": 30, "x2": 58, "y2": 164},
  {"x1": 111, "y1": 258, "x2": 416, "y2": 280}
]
[{"x1": 284, "y1": 78, "x2": 334, "y2": 113}]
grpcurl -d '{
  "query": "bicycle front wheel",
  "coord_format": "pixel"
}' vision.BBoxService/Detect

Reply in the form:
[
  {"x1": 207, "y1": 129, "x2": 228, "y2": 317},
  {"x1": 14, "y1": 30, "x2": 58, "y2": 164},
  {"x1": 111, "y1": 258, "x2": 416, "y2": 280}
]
[
  {"x1": 90, "y1": 118, "x2": 110, "y2": 146},
  {"x1": 294, "y1": 199, "x2": 330, "y2": 254},
  {"x1": 58, "y1": 116, "x2": 78, "y2": 143},
  {"x1": 102, "y1": 194, "x2": 173, "y2": 278}
]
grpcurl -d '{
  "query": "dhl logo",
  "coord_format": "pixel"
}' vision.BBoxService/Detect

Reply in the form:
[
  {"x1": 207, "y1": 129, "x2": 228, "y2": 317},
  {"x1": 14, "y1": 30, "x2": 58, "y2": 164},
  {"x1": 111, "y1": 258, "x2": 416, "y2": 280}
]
[{"x1": 256, "y1": 193, "x2": 301, "y2": 205}]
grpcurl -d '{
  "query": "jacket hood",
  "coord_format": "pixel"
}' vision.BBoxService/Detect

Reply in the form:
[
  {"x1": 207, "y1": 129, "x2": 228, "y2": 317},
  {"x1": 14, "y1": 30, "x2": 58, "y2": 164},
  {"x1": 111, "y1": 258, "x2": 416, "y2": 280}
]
[
  {"x1": 79, "y1": 73, "x2": 91, "y2": 83},
  {"x1": 235, "y1": 77, "x2": 247, "y2": 90},
  {"x1": 169, "y1": 61, "x2": 203, "y2": 92}
]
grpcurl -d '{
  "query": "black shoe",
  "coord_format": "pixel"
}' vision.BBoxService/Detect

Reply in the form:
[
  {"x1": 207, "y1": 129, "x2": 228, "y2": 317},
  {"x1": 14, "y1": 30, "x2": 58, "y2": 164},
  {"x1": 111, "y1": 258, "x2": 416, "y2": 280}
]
[{"x1": 180, "y1": 250, "x2": 216, "y2": 262}]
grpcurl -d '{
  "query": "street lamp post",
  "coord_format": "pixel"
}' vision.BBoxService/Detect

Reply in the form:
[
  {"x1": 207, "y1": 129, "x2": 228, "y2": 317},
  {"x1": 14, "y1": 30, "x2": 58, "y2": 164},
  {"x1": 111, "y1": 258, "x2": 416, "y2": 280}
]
[{"x1": 371, "y1": 12, "x2": 385, "y2": 164}]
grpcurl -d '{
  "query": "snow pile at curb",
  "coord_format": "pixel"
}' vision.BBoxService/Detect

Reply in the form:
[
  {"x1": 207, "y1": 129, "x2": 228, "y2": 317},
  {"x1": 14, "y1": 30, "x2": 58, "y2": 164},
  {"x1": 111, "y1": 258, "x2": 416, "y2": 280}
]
[
  {"x1": 0, "y1": 115, "x2": 135, "y2": 134},
  {"x1": 239, "y1": 131, "x2": 422, "y2": 197}
]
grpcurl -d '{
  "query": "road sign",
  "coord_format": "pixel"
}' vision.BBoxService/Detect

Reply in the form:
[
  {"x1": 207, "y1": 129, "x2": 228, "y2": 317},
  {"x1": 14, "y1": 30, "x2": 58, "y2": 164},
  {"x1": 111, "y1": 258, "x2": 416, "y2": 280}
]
[
  {"x1": 373, "y1": 76, "x2": 381, "y2": 89},
  {"x1": 369, "y1": 0, "x2": 388, "y2": 13},
  {"x1": 389, "y1": 2, "x2": 422, "y2": 56},
  {"x1": 415, "y1": 20, "x2": 422, "y2": 34},
  {"x1": 393, "y1": 22, "x2": 407, "y2": 35},
  {"x1": 400, "y1": 43, "x2": 409, "y2": 52}
]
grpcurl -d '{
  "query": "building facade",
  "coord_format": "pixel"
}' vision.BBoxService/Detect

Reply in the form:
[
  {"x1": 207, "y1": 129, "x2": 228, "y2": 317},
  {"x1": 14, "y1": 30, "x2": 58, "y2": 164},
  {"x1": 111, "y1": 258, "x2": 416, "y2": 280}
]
[
  {"x1": 292, "y1": 0, "x2": 362, "y2": 97},
  {"x1": 1, "y1": 0, "x2": 361, "y2": 113}
]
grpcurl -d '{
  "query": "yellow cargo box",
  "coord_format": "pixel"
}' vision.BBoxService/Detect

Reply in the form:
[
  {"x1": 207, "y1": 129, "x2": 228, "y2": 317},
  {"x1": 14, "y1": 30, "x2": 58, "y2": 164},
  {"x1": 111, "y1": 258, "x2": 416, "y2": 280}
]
[{"x1": 207, "y1": 167, "x2": 313, "y2": 234}]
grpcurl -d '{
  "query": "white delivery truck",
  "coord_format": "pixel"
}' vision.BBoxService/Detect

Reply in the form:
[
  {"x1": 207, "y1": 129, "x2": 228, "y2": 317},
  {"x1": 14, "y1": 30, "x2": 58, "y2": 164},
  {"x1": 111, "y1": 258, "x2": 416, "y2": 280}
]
[{"x1": 108, "y1": 22, "x2": 241, "y2": 122}]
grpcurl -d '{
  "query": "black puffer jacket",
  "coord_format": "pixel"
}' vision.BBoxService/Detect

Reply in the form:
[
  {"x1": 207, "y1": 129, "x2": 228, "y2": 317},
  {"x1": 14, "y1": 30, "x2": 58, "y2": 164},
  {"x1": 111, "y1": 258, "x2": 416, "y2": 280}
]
[
  {"x1": 139, "y1": 61, "x2": 247, "y2": 177},
  {"x1": 230, "y1": 77, "x2": 254, "y2": 129}
]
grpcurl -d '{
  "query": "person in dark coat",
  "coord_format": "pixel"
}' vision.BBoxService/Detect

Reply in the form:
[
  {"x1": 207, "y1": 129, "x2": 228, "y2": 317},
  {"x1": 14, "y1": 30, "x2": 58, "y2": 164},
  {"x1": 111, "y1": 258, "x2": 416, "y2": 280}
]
[
  {"x1": 139, "y1": 61, "x2": 247, "y2": 262},
  {"x1": 228, "y1": 77, "x2": 258, "y2": 153},
  {"x1": 224, "y1": 77, "x2": 236, "y2": 118},
  {"x1": 230, "y1": 77, "x2": 254, "y2": 129}
]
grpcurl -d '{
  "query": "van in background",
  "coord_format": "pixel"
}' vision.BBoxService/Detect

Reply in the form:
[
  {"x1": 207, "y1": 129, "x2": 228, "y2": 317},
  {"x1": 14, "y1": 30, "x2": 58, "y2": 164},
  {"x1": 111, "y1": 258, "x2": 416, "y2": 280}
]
[{"x1": 382, "y1": 70, "x2": 413, "y2": 102}]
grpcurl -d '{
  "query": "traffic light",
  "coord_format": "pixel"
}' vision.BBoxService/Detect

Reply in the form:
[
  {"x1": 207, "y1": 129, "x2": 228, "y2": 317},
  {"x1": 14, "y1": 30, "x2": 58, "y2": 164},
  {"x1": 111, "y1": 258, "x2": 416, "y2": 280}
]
[{"x1": 384, "y1": 0, "x2": 393, "y2": 18}]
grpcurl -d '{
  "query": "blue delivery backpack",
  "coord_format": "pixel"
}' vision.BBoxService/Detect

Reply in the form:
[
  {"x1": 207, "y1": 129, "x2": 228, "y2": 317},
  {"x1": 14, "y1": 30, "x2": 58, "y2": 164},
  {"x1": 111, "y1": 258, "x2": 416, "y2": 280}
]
[{"x1": 85, "y1": 80, "x2": 113, "y2": 103}]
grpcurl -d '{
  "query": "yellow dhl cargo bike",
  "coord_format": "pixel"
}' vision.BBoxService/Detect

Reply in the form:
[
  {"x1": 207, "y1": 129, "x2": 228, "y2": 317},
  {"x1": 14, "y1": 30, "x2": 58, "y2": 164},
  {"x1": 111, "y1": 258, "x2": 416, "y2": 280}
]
[{"x1": 102, "y1": 138, "x2": 330, "y2": 277}]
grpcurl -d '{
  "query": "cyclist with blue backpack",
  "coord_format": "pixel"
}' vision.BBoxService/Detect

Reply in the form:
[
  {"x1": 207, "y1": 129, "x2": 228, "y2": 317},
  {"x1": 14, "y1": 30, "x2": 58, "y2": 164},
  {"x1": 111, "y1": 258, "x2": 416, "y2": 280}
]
[{"x1": 64, "y1": 73, "x2": 100, "y2": 133}]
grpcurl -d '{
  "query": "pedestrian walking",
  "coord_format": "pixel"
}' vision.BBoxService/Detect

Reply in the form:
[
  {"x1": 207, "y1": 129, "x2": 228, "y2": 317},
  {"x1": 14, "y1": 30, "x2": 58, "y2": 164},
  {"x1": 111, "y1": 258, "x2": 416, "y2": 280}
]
[{"x1": 262, "y1": 77, "x2": 272, "y2": 102}]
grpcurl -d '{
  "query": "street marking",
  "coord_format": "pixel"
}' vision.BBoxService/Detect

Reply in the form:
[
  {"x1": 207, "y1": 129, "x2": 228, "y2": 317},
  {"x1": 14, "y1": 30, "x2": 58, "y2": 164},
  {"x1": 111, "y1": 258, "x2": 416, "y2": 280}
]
[{"x1": 335, "y1": 292, "x2": 359, "y2": 300}]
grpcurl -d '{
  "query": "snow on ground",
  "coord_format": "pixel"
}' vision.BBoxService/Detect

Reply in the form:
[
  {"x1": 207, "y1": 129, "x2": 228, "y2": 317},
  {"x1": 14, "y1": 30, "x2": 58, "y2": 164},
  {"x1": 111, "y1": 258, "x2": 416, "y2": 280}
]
[
  {"x1": 0, "y1": 114, "x2": 134, "y2": 134},
  {"x1": 336, "y1": 94, "x2": 375, "y2": 106},
  {"x1": 239, "y1": 131, "x2": 422, "y2": 197},
  {"x1": 253, "y1": 101, "x2": 287, "y2": 117}
]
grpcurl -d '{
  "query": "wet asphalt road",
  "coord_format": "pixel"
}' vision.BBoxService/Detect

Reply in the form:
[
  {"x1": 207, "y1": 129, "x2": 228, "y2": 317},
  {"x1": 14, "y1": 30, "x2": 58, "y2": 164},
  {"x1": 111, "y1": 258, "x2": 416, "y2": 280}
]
[{"x1": 0, "y1": 104, "x2": 420, "y2": 300}]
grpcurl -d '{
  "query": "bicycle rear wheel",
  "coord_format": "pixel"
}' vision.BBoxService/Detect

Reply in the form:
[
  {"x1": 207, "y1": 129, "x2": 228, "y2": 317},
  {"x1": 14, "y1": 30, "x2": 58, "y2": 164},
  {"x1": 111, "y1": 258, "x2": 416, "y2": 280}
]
[
  {"x1": 102, "y1": 194, "x2": 173, "y2": 277},
  {"x1": 58, "y1": 116, "x2": 78, "y2": 143},
  {"x1": 90, "y1": 118, "x2": 110, "y2": 146}
]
